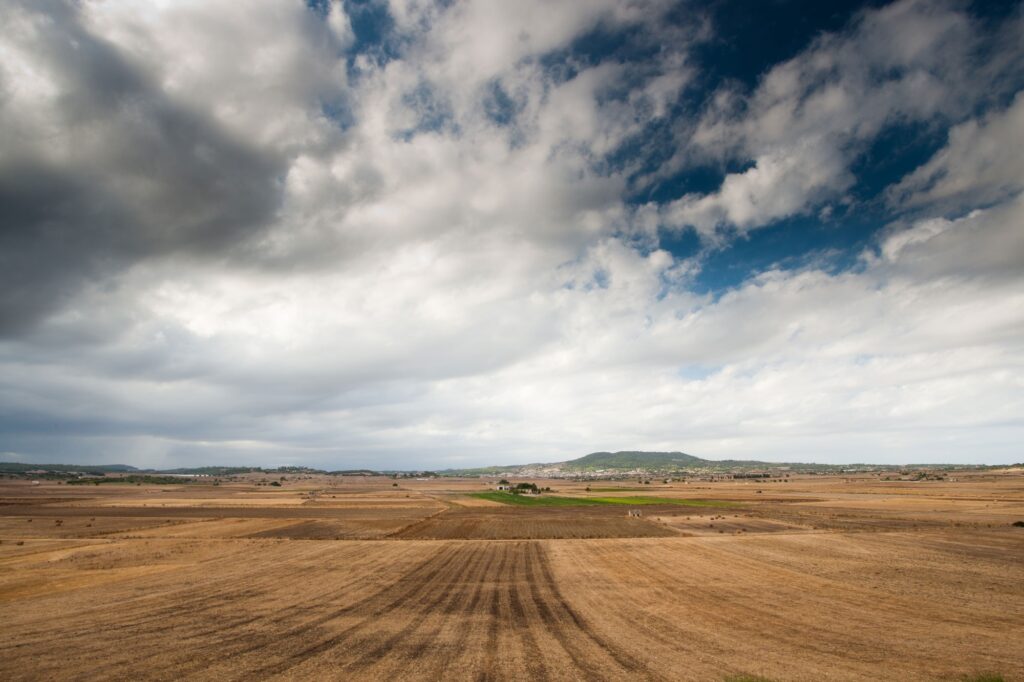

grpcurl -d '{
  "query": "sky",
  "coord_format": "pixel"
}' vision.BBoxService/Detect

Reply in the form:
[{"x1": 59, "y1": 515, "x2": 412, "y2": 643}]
[{"x1": 1, "y1": 0, "x2": 1022, "y2": 470}]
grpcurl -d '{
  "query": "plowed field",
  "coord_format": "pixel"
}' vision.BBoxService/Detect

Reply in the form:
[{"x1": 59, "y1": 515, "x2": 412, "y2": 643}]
[{"x1": 1, "y1": 472, "x2": 1022, "y2": 680}]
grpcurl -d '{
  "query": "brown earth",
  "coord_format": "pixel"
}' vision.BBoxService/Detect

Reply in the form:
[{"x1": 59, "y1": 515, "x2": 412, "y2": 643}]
[
  {"x1": 0, "y1": 472, "x2": 1022, "y2": 680},
  {"x1": 393, "y1": 505, "x2": 679, "y2": 539}
]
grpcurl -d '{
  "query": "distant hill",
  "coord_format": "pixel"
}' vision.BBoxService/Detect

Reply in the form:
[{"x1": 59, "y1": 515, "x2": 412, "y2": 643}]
[
  {"x1": 565, "y1": 451, "x2": 704, "y2": 470},
  {"x1": 444, "y1": 450, "x2": 768, "y2": 475},
  {"x1": 442, "y1": 450, "x2": 906, "y2": 475},
  {"x1": 158, "y1": 466, "x2": 262, "y2": 476}
]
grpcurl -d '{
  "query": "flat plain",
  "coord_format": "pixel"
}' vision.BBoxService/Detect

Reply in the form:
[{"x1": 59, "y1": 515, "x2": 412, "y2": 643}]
[{"x1": 1, "y1": 470, "x2": 1022, "y2": 681}]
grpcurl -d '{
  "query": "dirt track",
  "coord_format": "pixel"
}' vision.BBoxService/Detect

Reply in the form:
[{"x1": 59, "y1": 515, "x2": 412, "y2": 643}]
[{"x1": 1, "y1": 473, "x2": 1022, "y2": 680}]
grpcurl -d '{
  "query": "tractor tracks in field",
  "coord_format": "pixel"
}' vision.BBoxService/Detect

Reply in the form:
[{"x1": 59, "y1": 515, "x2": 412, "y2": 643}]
[{"x1": 240, "y1": 540, "x2": 648, "y2": 680}]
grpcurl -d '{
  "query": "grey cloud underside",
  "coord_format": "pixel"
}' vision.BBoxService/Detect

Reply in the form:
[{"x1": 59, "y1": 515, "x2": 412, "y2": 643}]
[{"x1": 0, "y1": 0, "x2": 283, "y2": 335}]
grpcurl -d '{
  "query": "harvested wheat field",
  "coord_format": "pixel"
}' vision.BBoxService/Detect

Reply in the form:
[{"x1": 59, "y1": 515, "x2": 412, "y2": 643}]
[{"x1": 1, "y1": 472, "x2": 1023, "y2": 681}]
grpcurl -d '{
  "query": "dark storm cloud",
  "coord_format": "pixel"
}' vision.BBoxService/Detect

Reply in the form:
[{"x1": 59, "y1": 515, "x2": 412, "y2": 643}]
[{"x1": 0, "y1": 0, "x2": 284, "y2": 336}]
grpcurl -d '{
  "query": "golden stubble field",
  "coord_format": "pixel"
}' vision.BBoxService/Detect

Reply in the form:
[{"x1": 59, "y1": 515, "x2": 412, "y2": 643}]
[{"x1": 1, "y1": 471, "x2": 1022, "y2": 681}]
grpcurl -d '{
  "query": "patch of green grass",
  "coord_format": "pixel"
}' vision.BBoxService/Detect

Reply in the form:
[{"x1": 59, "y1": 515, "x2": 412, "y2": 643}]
[
  {"x1": 961, "y1": 674, "x2": 1005, "y2": 682},
  {"x1": 470, "y1": 492, "x2": 739, "y2": 508}
]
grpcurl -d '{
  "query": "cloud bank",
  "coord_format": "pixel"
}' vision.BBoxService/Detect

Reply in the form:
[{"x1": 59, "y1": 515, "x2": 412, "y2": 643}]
[{"x1": 1, "y1": 0, "x2": 1022, "y2": 468}]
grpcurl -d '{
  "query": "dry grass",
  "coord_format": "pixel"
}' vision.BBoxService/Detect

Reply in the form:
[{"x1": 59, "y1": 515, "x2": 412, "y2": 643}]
[{"x1": 0, "y1": 471, "x2": 1022, "y2": 680}]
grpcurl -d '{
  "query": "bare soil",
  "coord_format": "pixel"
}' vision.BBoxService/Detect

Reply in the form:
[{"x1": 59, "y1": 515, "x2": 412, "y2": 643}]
[
  {"x1": 394, "y1": 505, "x2": 679, "y2": 539},
  {"x1": 0, "y1": 472, "x2": 1022, "y2": 680}
]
